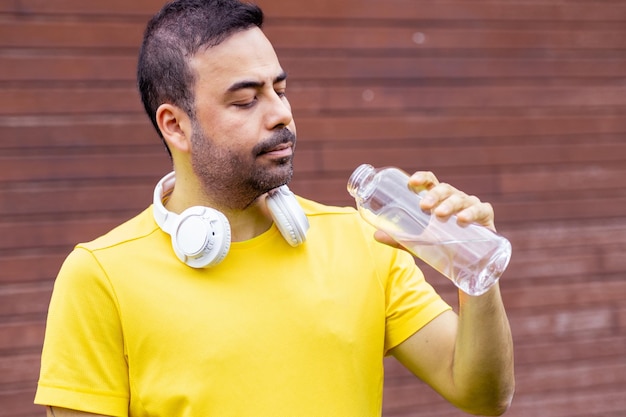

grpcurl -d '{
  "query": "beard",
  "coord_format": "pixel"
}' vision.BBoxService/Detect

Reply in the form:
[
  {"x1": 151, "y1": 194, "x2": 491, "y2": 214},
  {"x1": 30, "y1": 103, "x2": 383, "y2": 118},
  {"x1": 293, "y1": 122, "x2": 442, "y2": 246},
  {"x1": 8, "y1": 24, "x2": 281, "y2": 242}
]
[{"x1": 189, "y1": 120, "x2": 296, "y2": 209}]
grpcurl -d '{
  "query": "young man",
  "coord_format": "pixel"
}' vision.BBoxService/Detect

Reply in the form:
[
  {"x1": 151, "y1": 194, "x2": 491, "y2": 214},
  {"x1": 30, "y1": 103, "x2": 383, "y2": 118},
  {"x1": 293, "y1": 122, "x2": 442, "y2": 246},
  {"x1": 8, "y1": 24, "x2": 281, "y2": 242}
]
[{"x1": 35, "y1": 0, "x2": 514, "y2": 416}]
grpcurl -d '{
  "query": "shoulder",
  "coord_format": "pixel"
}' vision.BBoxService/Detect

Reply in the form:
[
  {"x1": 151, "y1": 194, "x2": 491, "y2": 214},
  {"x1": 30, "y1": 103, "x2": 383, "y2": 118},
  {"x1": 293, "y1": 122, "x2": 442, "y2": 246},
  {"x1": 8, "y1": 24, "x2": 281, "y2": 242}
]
[
  {"x1": 295, "y1": 195, "x2": 357, "y2": 217},
  {"x1": 295, "y1": 195, "x2": 373, "y2": 236},
  {"x1": 294, "y1": 194, "x2": 386, "y2": 253},
  {"x1": 78, "y1": 206, "x2": 159, "y2": 253},
  {"x1": 54, "y1": 207, "x2": 158, "y2": 280}
]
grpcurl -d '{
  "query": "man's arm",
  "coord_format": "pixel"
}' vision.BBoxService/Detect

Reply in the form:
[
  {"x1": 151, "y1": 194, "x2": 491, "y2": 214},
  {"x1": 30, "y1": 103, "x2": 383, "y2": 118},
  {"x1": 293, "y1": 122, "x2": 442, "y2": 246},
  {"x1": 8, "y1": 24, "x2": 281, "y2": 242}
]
[
  {"x1": 46, "y1": 406, "x2": 112, "y2": 417},
  {"x1": 380, "y1": 171, "x2": 515, "y2": 415},
  {"x1": 391, "y1": 285, "x2": 514, "y2": 415}
]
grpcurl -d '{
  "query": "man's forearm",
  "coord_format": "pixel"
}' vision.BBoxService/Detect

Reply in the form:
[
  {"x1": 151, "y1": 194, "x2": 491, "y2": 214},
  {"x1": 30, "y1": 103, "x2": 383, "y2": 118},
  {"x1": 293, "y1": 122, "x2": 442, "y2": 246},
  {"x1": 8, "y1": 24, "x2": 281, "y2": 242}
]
[{"x1": 453, "y1": 283, "x2": 515, "y2": 415}]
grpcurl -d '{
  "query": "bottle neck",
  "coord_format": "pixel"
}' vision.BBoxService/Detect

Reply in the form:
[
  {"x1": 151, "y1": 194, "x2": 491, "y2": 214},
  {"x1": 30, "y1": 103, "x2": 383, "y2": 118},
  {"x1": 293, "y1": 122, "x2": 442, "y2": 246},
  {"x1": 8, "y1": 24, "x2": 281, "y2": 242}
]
[{"x1": 347, "y1": 164, "x2": 376, "y2": 201}]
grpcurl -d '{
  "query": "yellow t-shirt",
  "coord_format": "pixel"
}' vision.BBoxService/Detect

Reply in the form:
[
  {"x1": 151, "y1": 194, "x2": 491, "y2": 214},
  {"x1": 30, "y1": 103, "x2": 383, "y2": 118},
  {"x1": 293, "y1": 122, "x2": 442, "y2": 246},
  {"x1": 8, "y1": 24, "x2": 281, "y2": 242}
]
[{"x1": 35, "y1": 197, "x2": 451, "y2": 416}]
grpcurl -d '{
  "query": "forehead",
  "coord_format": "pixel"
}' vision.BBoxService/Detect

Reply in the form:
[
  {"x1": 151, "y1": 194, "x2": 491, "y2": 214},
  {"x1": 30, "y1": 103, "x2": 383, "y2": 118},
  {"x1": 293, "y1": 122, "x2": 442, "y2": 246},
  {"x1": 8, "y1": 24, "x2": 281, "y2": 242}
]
[{"x1": 189, "y1": 27, "x2": 284, "y2": 94}]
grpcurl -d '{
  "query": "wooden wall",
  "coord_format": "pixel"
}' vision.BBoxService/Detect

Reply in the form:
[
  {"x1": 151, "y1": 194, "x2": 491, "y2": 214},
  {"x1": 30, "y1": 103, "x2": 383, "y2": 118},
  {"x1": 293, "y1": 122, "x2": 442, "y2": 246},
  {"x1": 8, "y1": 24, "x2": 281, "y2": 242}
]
[{"x1": 1, "y1": 0, "x2": 625, "y2": 416}]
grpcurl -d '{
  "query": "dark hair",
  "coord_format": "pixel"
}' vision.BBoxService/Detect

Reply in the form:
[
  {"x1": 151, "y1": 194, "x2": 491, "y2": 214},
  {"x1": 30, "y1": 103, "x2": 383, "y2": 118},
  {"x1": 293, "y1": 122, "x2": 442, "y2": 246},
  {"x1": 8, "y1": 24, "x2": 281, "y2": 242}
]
[{"x1": 137, "y1": 0, "x2": 264, "y2": 154}]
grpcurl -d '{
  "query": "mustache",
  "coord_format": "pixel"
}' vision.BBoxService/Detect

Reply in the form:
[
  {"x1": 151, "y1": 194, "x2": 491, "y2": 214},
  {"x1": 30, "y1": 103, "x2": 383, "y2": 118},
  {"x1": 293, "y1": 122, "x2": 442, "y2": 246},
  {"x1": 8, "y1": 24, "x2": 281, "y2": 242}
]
[{"x1": 253, "y1": 128, "x2": 296, "y2": 156}]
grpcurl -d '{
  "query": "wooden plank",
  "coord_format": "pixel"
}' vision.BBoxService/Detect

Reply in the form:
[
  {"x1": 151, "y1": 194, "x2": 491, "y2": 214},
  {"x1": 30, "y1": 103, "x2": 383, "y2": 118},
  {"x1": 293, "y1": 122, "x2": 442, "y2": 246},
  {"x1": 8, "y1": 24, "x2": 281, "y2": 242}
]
[
  {"x1": 502, "y1": 281, "x2": 626, "y2": 310},
  {"x1": 0, "y1": 120, "x2": 156, "y2": 148},
  {"x1": 500, "y1": 162, "x2": 626, "y2": 193},
  {"x1": 266, "y1": 26, "x2": 626, "y2": 50},
  {"x1": 319, "y1": 141, "x2": 626, "y2": 170},
  {"x1": 0, "y1": 153, "x2": 168, "y2": 182},
  {"x1": 0, "y1": 353, "x2": 40, "y2": 385},
  {"x1": 618, "y1": 305, "x2": 626, "y2": 332},
  {"x1": 259, "y1": 1, "x2": 626, "y2": 22},
  {"x1": 3, "y1": 55, "x2": 626, "y2": 82},
  {"x1": 0, "y1": 253, "x2": 65, "y2": 284},
  {"x1": 0, "y1": 387, "x2": 41, "y2": 417},
  {"x1": 509, "y1": 306, "x2": 614, "y2": 339},
  {"x1": 513, "y1": 335, "x2": 626, "y2": 366},
  {"x1": 0, "y1": 321, "x2": 45, "y2": 351},
  {"x1": 0, "y1": 283, "x2": 52, "y2": 317},
  {"x1": 4, "y1": 20, "x2": 626, "y2": 50},
  {"x1": 283, "y1": 56, "x2": 626, "y2": 80},
  {"x1": 0, "y1": 55, "x2": 135, "y2": 82},
  {"x1": 503, "y1": 387, "x2": 626, "y2": 417},
  {"x1": 312, "y1": 86, "x2": 626, "y2": 112},
  {"x1": 503, "y1": 247, "x2": 620, "y2": 284},
  {"x1": 0, "y1": 20, "x2": 144, "y2": 48},
  {"x1": 606, "y1": 245, "x2": 626, "y2": 272},
  {"x1": 0, "y1": 0, "x2": 160, "y2": 15},
  {"x1": 496, "y1": 195, "x2": 626, "y2": 223},
  {"x1": 3, "y1": 0, "x2": 626, "y2": 22},
  {"x1": 0, "y1": 88, "x2": 143, "y2": 115},
  {"x1": 457, "y1": 162, "x2": 625, "y2": 195},
  {"x1": 503, "y1": 220, "x2": 626, "y2": 250},
  {"x1": 502, "y1": 239, "x2": 626, "y2": 284},
  {"x1": 0, "y1": 183, "x2": 155, "y2": 216},
  {"x1": 0, "y1": 218, "x2": 133, "y2": 251},
  {"x1": 297, "y1": 114, "x2": 626, "y2": 142},
  {"x1": 516, "y1": 359, "x2": 626, "y2": 394}
]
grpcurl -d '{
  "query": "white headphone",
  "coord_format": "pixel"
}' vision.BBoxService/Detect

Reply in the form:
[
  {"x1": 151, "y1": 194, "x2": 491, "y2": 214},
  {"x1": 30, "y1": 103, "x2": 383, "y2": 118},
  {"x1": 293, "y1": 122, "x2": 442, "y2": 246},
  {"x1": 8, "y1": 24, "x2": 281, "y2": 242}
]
[{"x1": 153, "y1": 171, "x2": 309, "y2": 268}]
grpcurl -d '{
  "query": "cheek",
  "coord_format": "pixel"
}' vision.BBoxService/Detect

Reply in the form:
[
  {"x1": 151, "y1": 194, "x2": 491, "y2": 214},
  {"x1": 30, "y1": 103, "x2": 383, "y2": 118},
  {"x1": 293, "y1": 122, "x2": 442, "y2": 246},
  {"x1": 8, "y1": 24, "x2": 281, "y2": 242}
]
[{"x1": 200, "y1": 117, "x2": 242, "y2": 144}]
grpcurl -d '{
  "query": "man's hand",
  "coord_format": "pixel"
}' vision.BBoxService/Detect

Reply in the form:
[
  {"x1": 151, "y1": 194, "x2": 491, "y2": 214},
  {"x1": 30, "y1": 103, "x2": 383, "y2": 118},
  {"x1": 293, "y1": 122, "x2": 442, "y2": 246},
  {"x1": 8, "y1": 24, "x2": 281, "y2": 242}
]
[
  {"x1": 374, "y1": 170, "x2": 496, "y2": 248},
  {"x1": 409, "y1": 171, "x2": 495, "y2": 228}
]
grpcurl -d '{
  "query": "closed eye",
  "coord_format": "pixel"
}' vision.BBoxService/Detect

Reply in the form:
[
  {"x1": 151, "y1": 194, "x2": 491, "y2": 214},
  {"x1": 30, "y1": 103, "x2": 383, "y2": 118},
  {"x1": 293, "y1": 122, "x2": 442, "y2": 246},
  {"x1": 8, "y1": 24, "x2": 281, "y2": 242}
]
[{"x1": 232, "y1": 97, "x2": 257, "y2": 108}]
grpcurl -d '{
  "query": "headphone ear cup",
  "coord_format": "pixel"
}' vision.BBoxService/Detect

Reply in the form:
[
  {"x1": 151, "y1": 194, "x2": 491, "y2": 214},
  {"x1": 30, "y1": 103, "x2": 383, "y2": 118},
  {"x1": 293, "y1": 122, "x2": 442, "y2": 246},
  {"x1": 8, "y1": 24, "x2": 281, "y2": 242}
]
[
  {"x1": 267, "y1": 186, "x2": 309, "y2": 246},
  {"x1": 171, "y1": 206, "x2": 231, "y2": 268}
]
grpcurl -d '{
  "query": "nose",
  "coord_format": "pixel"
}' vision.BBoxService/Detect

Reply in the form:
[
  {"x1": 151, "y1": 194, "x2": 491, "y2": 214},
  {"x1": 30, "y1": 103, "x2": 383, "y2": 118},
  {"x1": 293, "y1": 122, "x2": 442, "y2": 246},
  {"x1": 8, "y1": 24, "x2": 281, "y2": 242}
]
[{"x1": 266, "y1": 92, "x2": 293, "y2": 130}]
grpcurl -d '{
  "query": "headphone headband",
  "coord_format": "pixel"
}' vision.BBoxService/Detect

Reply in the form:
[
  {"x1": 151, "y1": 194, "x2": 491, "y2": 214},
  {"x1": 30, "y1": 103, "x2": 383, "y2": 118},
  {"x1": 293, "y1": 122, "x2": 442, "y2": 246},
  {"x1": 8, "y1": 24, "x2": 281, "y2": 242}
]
[{"x1": 153, "y1": 171, "x2": 177, "y2": 234}]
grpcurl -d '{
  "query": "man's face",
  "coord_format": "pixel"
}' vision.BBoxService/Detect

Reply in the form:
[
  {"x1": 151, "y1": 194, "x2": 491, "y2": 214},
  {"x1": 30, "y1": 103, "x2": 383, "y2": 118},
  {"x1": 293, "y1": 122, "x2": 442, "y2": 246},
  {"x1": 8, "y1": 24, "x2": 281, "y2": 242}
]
[{"x1": 187, "y1": 27, "x2": 296, "y2": 208}]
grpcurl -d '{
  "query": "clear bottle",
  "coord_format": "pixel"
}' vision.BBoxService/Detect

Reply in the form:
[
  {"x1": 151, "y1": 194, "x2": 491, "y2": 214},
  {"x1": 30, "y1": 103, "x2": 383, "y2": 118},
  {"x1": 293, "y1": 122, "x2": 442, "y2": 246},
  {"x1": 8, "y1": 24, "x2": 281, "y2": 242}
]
[{"x1": 347, "y1": 164, "x2": 511, "y2": 296}]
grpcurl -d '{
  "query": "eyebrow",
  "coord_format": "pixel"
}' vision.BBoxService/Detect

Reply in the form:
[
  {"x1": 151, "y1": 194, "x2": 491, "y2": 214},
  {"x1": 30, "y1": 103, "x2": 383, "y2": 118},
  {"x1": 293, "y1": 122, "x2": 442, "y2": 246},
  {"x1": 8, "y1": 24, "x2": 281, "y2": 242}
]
[{"x1": 226, "y1": 71, "x2": 288, "y2": 93}]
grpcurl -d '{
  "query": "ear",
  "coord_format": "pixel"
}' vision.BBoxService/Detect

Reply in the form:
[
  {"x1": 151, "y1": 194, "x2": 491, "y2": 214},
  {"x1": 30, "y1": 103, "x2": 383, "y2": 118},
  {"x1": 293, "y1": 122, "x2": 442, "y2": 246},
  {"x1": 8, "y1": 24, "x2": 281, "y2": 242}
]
[{"x1": 156, "y1": 103, "x2": 192, "y2": 153}]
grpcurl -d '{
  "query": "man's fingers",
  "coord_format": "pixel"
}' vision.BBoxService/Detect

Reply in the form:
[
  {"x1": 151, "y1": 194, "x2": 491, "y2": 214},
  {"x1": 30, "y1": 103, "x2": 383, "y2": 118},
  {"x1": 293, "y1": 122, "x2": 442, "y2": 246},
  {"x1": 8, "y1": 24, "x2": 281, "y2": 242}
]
[
  {"x1": 373, "y1": 230, "x2": 401, "y2": 248},
  {"x1": 408, "y1": 171, "x2": 439, "y2": 193}
]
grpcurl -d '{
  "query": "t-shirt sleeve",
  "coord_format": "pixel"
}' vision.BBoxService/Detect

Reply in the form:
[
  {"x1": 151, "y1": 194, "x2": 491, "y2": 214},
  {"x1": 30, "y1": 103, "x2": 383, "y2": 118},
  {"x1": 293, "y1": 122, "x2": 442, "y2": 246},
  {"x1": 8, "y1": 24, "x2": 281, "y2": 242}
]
[
  {"x1": 35, "y1": 246, "x2": 130, "y2": 417},
  {"x1": 383, "y1": 248, "x2": 452, "y2": 354}
]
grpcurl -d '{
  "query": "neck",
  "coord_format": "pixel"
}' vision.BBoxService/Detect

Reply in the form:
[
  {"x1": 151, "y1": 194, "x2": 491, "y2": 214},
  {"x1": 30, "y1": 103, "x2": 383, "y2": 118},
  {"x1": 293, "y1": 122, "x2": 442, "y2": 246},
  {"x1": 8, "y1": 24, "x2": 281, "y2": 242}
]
[
  {"x1": 224, "y1": 195, "x2": 274, "y2": 242},
  {"x1": 164, "y1": 173, "x2": 274, "y2": 242}
]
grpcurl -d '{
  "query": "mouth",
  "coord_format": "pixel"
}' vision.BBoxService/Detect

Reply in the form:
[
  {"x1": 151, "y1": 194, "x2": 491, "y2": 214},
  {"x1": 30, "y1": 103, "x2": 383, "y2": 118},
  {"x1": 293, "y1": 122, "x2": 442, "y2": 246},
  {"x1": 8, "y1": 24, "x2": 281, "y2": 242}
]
[
  {"x1": 261, "y1": 142, "x2": 293, "y2": 159},
  {"x1": 255, "y1": 128, "x2": 296, "y2": 160}
]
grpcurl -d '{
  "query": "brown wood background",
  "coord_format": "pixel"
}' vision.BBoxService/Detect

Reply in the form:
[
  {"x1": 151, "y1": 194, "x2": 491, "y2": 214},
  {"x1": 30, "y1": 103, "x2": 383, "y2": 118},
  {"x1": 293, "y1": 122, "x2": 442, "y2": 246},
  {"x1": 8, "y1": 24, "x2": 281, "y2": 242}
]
[{"x1": 1, "y1": 0, "x2": 625, "y2": 416}]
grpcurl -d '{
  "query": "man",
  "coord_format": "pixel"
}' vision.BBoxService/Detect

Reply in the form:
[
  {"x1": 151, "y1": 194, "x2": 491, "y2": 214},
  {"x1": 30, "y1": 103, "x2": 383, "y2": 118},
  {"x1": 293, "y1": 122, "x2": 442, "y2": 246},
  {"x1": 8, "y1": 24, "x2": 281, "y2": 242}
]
[{"x1": 35, "y1": 0, "x2": 514, "y2": 416}]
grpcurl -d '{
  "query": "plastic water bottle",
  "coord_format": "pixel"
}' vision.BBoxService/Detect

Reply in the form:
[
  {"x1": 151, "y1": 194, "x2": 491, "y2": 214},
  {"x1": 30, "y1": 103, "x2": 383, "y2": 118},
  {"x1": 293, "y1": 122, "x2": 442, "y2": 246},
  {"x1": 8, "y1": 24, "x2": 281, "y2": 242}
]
[{"x1": 347, "y1": 164, "x2": 512, "y2": 296}]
